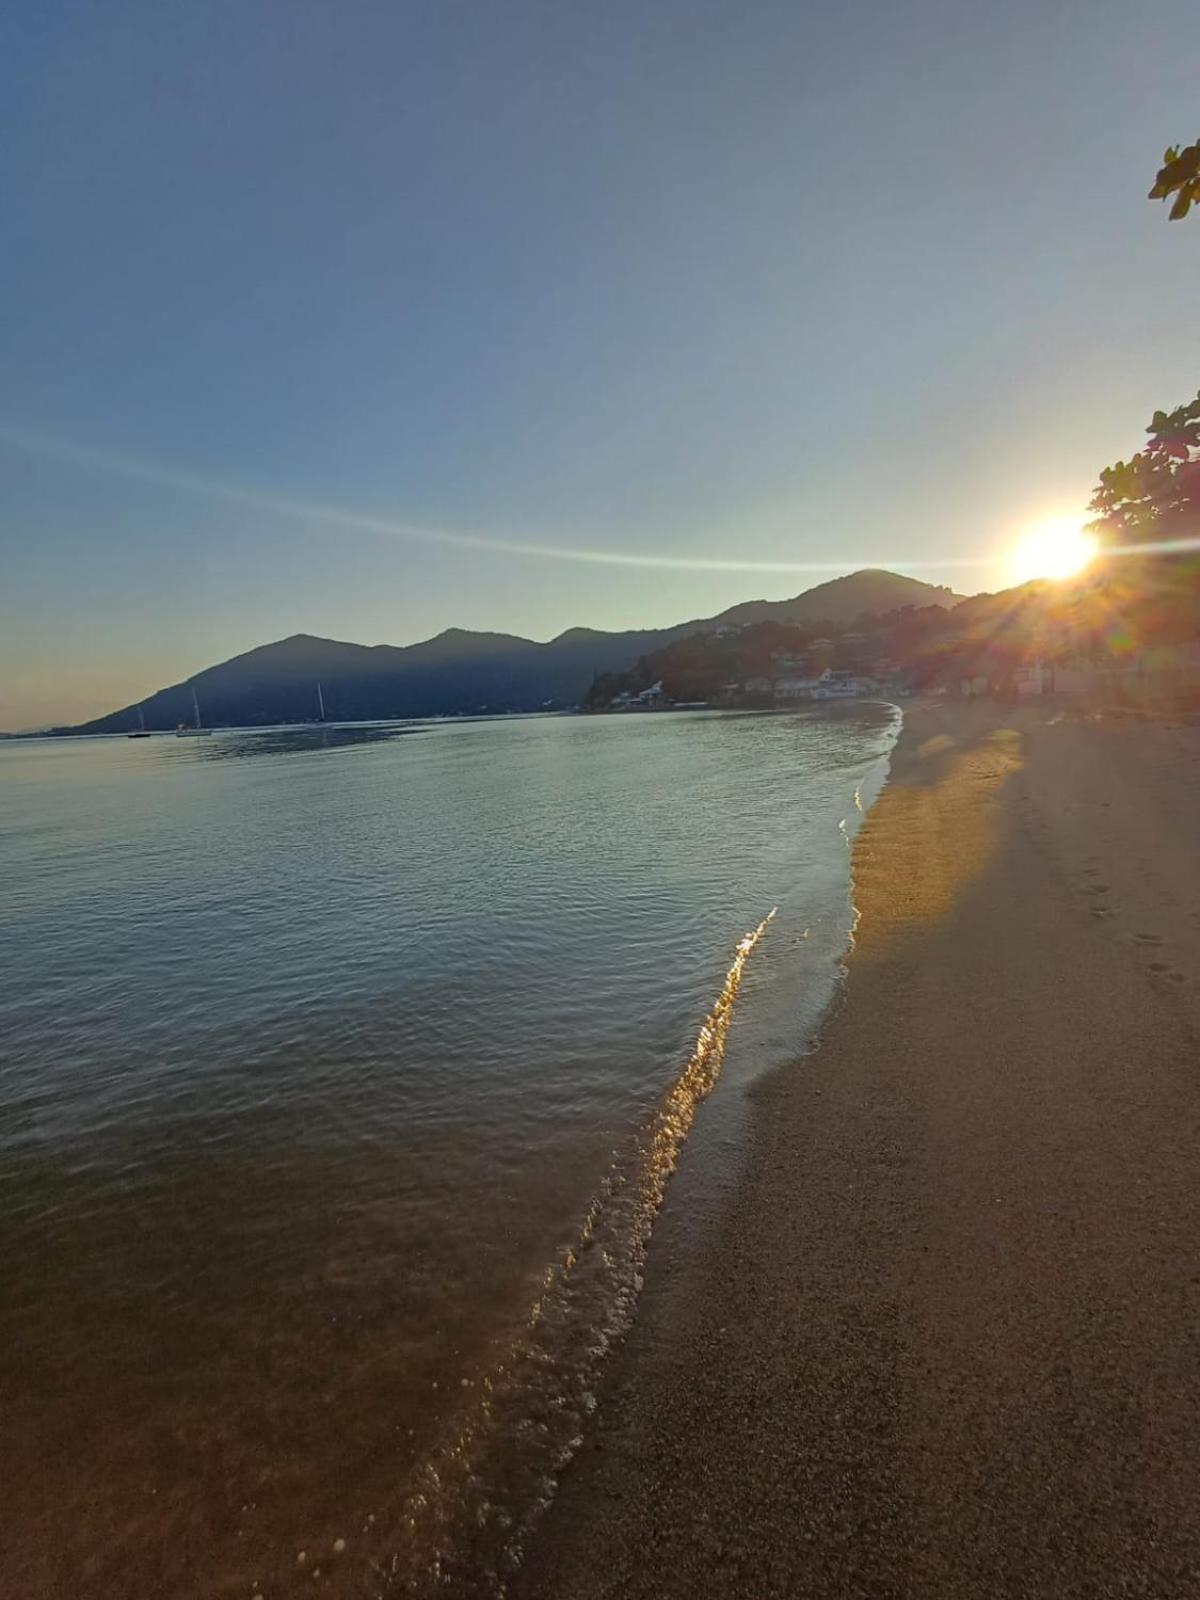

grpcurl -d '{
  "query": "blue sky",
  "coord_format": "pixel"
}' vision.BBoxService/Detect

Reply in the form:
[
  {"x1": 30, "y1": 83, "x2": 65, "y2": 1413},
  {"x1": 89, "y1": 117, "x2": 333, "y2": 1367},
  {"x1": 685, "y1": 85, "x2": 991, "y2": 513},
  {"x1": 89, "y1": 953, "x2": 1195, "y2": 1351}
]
[{"x1": 1, "y1": 0, "x2": 1197, "y2": 726}]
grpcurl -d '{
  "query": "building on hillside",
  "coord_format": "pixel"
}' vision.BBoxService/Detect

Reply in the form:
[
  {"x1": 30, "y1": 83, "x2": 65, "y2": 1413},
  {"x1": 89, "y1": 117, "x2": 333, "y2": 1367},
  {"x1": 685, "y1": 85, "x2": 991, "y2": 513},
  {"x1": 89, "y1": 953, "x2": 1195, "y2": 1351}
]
[
  {"x1": 609, "y1": 679, "x2": 666, "y2": 710},
  {"x1": 770, "y1": 652, "x2": 809, "y2": 674}
]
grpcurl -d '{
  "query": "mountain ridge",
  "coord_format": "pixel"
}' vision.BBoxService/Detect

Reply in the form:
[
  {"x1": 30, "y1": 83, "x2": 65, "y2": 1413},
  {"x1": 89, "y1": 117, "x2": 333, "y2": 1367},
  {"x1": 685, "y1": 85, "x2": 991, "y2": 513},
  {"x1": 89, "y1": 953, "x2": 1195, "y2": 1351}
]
[
  {"x1": 709, "y1": 568, "x2": 961, "y2": 630},
  {"x1": 60, "y1": 569, "x2": 966, "y2": 734}
]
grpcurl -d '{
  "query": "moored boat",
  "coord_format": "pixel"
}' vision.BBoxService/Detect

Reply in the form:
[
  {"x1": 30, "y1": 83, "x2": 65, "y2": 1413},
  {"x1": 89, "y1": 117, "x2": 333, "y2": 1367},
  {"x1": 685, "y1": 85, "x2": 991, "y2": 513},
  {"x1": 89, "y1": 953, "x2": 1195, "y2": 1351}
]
[{"x1": 176, "y1": 687, "x2": 214, "y2": 737}]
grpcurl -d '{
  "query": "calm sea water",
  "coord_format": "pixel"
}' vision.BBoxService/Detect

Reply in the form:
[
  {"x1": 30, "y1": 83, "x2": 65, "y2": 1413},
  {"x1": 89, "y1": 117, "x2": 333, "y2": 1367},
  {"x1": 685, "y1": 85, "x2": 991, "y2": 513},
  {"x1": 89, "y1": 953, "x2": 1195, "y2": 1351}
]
[{"x1": 1, "y1": 707, "x2": 897, "y2": 1598}]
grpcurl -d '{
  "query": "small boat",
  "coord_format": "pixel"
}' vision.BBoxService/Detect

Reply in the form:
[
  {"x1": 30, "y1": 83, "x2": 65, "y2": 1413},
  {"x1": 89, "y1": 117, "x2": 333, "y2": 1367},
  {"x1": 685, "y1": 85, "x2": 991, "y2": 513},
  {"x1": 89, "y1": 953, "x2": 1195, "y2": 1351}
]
[
  {"x1": 176, "y1": 686, "x2": 214, "y2": 737},
  {"x1": 127, "y1": 706, "x2": 151, "y2": 739}
]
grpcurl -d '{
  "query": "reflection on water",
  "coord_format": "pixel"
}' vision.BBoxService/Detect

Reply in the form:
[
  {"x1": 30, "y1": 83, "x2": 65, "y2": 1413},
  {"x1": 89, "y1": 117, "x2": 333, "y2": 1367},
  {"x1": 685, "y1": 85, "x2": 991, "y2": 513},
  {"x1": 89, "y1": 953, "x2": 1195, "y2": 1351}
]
[
  {"x1": 0, "y1": 707, "x2": 897, "y2": 1598},
  {"x1": 177, "y1": 721, "x2": 429, "y2": 760},
  {"x1": 385, "y1": 907, "x2": 778, "y2": 1595}
]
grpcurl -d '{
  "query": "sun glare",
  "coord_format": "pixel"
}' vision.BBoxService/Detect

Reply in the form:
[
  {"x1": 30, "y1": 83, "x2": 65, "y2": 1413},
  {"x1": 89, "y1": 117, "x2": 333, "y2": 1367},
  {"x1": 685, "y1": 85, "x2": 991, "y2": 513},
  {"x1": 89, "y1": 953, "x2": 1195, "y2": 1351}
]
[{"x1": 1007, "y1": 517, "x2": 1098, "y2": 585}]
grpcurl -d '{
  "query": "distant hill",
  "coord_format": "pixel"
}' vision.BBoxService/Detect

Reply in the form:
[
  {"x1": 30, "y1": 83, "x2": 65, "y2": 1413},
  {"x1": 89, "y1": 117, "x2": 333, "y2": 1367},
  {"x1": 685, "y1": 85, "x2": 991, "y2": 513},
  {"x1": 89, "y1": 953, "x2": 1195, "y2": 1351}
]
[
  {"x1": 709, "y1": 568, "x2": 964, "y2": 630},
  {"x1": 62, "y1": 569, "x2": 963, "y2": 734},
  {"x1": 585, "y1": 562, "x2": 1200, "y2": 712}
]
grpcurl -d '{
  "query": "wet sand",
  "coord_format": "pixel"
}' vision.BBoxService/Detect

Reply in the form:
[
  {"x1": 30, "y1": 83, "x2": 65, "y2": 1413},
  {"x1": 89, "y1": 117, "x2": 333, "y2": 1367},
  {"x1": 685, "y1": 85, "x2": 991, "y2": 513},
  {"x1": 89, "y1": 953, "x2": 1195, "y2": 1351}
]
[{"x1": 517, "y1": 699, "x2": 1200, "y2": 1599}]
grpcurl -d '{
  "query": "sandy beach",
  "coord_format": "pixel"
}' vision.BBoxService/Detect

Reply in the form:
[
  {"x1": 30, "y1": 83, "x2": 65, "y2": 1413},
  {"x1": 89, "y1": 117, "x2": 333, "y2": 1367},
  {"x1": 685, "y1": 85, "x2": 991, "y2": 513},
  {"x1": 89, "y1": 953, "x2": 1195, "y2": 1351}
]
[{"x1": 516, "y1": 699, "x2": 1200, "y2": 1599}]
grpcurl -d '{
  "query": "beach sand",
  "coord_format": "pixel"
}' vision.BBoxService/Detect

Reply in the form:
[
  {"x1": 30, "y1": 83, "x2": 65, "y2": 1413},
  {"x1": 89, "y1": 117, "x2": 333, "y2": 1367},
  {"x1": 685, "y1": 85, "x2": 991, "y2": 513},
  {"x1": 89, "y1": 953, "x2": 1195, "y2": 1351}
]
[{"x1": 516, "y1": 699, "x2": 1200, "y2": 1599}]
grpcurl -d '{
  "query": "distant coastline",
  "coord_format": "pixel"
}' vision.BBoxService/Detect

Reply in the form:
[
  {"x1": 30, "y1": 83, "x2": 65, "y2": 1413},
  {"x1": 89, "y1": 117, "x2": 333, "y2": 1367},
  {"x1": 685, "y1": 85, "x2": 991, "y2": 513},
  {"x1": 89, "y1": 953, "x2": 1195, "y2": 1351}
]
[
  {"x1": 32, "y1": 569, "x2": 958, "y2": 738},
  {"x1": 28, "y1": 558, "x2": 1200, "y2": 741}
]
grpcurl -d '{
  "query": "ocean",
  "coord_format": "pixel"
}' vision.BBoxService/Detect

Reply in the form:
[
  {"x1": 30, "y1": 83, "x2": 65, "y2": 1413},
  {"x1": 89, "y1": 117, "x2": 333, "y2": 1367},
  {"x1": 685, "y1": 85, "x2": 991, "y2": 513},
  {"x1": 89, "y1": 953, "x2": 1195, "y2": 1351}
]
[{"x1": 0, "y1": 705, "x2": 897, "y2": 1597}]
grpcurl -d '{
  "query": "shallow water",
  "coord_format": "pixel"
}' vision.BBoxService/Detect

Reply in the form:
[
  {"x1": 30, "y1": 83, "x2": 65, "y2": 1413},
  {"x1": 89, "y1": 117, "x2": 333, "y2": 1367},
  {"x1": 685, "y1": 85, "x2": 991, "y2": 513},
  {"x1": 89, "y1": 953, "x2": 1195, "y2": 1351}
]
[{"x1": 0, "y1": 707, "x2": 896, "y2": 1597}]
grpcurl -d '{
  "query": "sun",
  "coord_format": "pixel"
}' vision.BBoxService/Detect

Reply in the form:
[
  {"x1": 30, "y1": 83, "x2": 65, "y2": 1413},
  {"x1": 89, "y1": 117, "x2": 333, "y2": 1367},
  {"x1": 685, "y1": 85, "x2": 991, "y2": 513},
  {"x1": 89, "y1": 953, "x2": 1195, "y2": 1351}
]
[{"x1": 1007, "y1": 516, "x2": 1099, "y2": 585}]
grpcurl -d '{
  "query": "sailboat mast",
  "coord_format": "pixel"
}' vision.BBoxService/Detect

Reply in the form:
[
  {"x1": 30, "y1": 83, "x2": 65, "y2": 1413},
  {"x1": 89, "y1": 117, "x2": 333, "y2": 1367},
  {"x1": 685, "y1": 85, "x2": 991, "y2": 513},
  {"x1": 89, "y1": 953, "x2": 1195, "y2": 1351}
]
[
  {"x1": 138, "y1": 705, "x2": 145, "y2": 732},
  {"x1": 317, "y1": 681, "x2": 326, "y2": 722},
  {"x1": 192, "y1": 686, "x2": 201, "y2": 729}
]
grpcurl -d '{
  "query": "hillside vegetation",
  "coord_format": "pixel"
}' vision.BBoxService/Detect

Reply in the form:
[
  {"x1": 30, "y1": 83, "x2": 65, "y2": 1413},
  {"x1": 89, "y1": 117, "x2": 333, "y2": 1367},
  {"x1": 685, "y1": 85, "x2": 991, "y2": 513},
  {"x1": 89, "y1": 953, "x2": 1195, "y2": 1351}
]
[{"x1": 587, "y1": 560, "x2": 1200, "y2": 712}]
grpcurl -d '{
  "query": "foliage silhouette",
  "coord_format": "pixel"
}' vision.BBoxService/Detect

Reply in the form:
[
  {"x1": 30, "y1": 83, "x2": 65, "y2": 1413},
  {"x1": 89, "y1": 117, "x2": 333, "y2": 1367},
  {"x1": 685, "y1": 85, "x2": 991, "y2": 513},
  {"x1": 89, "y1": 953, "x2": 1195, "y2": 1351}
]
[{"x1": 1149, "y1": 141, "x2": 1200, "y2": 220}]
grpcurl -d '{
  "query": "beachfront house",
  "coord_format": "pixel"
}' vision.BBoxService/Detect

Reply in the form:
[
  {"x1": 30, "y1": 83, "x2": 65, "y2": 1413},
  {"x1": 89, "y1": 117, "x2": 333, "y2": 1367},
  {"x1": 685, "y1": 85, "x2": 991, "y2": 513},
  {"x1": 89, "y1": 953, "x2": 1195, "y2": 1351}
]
[
  {"x1": 811, "y1": 668, "x2": 880, "y2": 699},
  {"x1": 609, "y1": 680, "x2": 667, "y2": 710},
  {"x1": 774, "y1": 674, "x2": 824, "y2": 701},
  {"x1": 1015, "y1": 661, "x2": 1097, "y2": 697},
  {"x1": 775, "y1": 668, "x2": 879, "y2": 702}
]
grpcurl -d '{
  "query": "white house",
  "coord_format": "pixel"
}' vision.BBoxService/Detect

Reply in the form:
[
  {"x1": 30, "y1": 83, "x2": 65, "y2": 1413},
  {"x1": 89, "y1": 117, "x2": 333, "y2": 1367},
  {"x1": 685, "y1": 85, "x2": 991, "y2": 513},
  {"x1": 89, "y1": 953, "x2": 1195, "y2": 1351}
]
[
  {"x1": 610, "y1": 679, "x2": 666, "y2": 710},
  {"x1": 1016, "y1": 661, "x2": 1094, "y2": 697},
  {"x1": 776, "y1": 668, "x2": 878, "y2": 702},
  {"x1": 810, "y1": 669, "x2": 879, "y2": 700},
  {"x1": 774, "y1": 675, "x2": 824, "y2": 700}
]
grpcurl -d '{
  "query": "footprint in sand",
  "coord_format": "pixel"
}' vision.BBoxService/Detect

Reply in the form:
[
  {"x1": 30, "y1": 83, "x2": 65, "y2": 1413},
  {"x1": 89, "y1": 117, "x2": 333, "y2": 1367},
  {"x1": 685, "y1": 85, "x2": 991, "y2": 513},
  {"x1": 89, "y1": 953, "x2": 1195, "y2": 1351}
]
[
  {"x1": 1089, "y1": 907, "x2": 1113, "y2": 920},
  {"x1": 1135, "y1": 932, "x2": 1164, "y2": 947},
  {"x1": 1084, "y1": 884, "x2": 1110, "y2": 896}
]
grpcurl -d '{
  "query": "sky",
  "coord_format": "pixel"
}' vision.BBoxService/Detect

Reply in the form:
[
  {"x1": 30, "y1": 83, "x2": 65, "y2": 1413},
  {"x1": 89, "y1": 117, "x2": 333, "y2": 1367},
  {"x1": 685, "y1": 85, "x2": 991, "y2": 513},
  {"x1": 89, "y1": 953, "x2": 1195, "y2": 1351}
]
[{"x1": 1, "y1": 0, "x2": 1197, "y2": 727}]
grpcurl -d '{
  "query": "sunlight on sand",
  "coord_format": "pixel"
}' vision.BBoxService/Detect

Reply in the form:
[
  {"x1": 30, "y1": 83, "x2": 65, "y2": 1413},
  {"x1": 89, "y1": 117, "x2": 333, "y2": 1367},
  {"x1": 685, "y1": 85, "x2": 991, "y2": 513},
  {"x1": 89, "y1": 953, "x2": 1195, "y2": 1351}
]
[{"x1": 852, "y1": 724, "x2": 1024, "y2": 951}]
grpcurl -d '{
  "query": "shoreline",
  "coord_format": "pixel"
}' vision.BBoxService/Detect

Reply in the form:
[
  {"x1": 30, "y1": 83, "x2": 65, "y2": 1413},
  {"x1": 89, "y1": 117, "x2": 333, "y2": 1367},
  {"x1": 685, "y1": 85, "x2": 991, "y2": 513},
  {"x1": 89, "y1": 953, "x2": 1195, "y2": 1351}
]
[{"x1": 515, "y1": 698, "x2": 1200, "y2": 1598}]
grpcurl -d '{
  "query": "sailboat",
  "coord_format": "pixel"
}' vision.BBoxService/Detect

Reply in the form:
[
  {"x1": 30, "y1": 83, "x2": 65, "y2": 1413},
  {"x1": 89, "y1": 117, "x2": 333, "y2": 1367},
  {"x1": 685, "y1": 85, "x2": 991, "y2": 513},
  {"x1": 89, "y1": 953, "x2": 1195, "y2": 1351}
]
[
  {"x1": 176, "y1": 686, "x2": 214, "y2": 737},
  {"x1": 127, "y1": 705, "x2": 151, "y2": 739},
  {"x1": 304, "y1": 681, "x2": 327, "y2": 725}
]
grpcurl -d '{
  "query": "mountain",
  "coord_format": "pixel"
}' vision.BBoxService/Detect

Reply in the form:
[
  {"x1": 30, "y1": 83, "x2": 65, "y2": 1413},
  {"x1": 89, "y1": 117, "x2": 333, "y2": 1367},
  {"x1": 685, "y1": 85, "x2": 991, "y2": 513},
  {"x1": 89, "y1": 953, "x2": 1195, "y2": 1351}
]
[
  {"x1": 709, "y1": 568, "x2": 964, "y2": 630},
  {"x1": 63, "y1": 570, "x2": 963, "y2": 734},
  {"x1": 586, "y1": 561, "x2": 1200, "y2": 711},
  {"x1": 67, "y1": 626, "x2": 691, "y2": 734}
]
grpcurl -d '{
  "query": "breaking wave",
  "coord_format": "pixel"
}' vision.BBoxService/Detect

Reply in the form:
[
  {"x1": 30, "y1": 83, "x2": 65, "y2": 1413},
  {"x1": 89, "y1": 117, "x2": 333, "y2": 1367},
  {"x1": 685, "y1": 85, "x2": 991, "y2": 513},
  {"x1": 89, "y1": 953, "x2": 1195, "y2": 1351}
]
[{"x1": 371, "y1": 911, "x2": 777, "y2": 1598}]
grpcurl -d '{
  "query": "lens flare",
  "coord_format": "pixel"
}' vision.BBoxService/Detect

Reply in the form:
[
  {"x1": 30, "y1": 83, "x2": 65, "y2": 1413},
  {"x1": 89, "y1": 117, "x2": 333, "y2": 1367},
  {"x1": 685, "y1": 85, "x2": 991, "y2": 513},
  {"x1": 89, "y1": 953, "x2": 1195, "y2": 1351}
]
[{"x1": 1007, "y1": 516, "x2": 1098, "y2": 585}]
